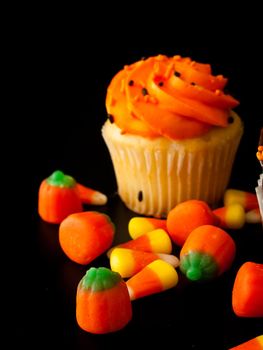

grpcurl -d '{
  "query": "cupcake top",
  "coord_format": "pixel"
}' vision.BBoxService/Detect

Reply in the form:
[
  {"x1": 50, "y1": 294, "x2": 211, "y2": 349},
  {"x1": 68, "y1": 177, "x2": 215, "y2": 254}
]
[{"x1": 106, "y1": 55, "x2": 239, "y2": 140}]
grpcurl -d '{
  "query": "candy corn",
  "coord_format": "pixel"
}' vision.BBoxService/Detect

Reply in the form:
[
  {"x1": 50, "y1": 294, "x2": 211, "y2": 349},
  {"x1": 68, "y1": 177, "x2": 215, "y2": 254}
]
[
  {"x1": 213, "y1": 204, "x2": 245, "y2": 229},
  {"x1": 224, "y1": 189, "x2": 259, "y2": 211},
  {"x1": 245, "y1": 208, "x2": 262, "y2": 224},
  {"x1": 76, "y1": 183, "x2": 107, "y2": 205},
  {"x1": 126, "y1": 259, "x2": 178, "y2": 300},
  {"x1": 107, "y1": 229, "x2": 172, "y2": 257},
  {"x1": 110, "y1": 247, "x2": 179, "y2": 278},
  {"x1": 229, "y1": 335, "x2": 263, "y2": 350},
  {"x1": 128, "y1": 217, "x2": 167, "y2": 239}
]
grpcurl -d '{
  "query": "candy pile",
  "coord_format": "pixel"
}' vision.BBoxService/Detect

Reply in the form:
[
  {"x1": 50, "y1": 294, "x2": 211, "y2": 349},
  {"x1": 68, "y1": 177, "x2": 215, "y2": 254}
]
[{"x1": 38, "y1": 172, "x2": 263, "y2": 344}]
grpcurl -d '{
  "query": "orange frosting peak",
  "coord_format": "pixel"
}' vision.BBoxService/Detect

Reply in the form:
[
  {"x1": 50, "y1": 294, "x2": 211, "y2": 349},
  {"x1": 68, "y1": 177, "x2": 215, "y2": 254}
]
[{"x1": 106, "y1": 55, "x2": 239, "y2": 140}]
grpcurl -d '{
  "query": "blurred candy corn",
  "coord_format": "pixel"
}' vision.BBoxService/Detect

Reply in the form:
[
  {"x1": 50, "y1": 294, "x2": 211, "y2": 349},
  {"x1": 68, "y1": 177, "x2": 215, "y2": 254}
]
[
  {"x1": 224, "y1": 189, "x2": 259, "y2": 211},
  {"x1": 245, "y1": 208, "x2": 262, "y2": 224},
  {"x1": 213, "y1": 204, "x2": 245, "y2": 229}
]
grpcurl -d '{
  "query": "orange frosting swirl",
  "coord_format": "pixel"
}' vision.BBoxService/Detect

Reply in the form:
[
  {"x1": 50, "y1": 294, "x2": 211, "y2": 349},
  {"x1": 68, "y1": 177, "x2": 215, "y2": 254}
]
[{"x1": 106, "y1": 55, "x2": 239, "y2": 140}]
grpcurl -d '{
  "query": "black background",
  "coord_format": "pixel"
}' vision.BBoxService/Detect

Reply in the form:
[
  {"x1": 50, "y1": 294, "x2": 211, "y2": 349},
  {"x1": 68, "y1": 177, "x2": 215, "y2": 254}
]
[{"x1": 10, "y1": 13, "x2": 263, "y2": 350}]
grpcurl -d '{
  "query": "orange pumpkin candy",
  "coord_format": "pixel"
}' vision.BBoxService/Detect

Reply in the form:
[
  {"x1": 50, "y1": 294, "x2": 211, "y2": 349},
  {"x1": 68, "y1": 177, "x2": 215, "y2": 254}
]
[
  {"x1": 38, "y1": 170, "x2": 82, "y2": 224},
  {"x1": 59, "y1": 211, "x2": 115, "y2": 265},
  {"x1": 232, "y1": 262, "x2": 263, "y2": 317},
  {"x1": 76, "y1": 267, "x2": 132, "y2": 334},
  {"x1": 180, "y1": 225, "x2": 236, "y2": 281}
]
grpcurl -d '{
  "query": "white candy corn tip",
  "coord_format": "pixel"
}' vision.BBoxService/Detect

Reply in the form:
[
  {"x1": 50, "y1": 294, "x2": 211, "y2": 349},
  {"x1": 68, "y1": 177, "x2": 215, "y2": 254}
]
[
  {"x1": 92, "y1": 192, "x2": 108, "y2": 205},
  {"x1": 157, "y1": 253, "x2": 180, "y2": 268}
]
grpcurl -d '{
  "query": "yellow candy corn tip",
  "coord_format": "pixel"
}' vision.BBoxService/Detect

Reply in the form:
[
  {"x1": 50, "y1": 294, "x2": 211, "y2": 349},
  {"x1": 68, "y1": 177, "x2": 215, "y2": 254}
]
[
  {"x1": 157, "y1": 253, "x2": 180, "y2": 268},
  {"x1": 148, "y1": 229, "x2": 172, "y2": 254},
  {"x1": 128, "y1": 217, "x2": 154, "y2": 239},
  {"x1": 148, "y1": 260, "x2": 179, "y2": 290},
  {"x1": 110, "y1": 248, "x2": 135, "y2": 278},
  {"x1": 224, "y1": 189, "x2": 246, "y2": 207},
  {"x1": 225, "y1": 204, "x2": 245, "y2": 229},
  {"x1": 92, "y1": 192, "x2": 108, "y2": 205},
  {"x1": 257, "y1": 335, "x2": 263, "y2": 345}
]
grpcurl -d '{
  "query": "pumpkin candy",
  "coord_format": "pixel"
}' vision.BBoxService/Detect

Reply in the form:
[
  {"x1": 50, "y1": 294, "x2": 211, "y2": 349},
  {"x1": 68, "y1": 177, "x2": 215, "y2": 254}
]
[
  {"x1": 76, "y1": 267, "x2": 132, "y2": 334},
  {"x1": 180, "y1": 225, "x2": 236, "y2": 281},
  {"x1": 59, "y1": 211, "x2": 115, "y2": 265},
  {"x1": 232, "y1": 262, "x2": 263, "y2": 317},
  {"x1": 38, "y1": 170, "x2": 82, "y2": 224}
]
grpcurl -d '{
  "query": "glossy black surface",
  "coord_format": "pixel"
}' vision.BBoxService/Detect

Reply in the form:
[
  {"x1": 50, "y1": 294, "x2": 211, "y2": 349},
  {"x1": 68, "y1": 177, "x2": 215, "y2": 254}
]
[{"x1": 15, "y1": 40, "x2": 263, "y2": 349}]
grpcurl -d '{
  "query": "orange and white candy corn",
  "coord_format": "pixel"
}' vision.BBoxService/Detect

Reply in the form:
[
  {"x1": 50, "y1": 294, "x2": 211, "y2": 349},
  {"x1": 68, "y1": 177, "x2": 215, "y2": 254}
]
[
  {"x1": 229, "y1": 334, "x2": 263, "y2": 350},
  {"x1": 213, "y1": 204, "x2": 245, "y2": 229},
  {"x1": 128, "y1": 217, "x2": 167, "y2": 239},
  {"x1": 110, "y1": 247, "x2": 179, "y2": 278},
  {"x1": 107, "y1": 229, "x2": 172, "y2": 257},
  {"x1": 76, "y1": 183, "x2": 107, "y2": 205},
  {"x1": 126, "y1": 259, "x2": 179, "y2": 300},
  {"x1": 224, "y1": 189, "x2": 259, "y2": 211}
]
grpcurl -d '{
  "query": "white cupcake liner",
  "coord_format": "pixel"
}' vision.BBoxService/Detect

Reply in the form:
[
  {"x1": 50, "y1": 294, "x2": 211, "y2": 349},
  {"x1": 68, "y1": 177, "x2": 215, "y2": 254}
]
[{"x1": 102, "y1": 114, "x2": 243, "y2": 217}]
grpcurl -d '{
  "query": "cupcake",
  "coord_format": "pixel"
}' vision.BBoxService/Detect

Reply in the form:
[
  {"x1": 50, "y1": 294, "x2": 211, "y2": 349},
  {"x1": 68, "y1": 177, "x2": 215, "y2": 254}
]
[{"x1": 102, "y1": 55, "x2": 243, "y2": 217}]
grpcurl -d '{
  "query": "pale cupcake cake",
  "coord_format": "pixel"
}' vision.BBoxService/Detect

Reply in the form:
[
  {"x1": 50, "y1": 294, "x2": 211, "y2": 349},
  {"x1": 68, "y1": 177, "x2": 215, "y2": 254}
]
[{"x1": 102, "y1": 55, "x2": 243, "y2": 217}]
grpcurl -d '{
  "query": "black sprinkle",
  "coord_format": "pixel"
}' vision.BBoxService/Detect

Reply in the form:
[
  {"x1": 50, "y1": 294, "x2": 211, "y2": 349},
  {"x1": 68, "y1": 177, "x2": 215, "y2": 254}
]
[
  {"x1": 190, "y1": 82, "x2": 196, "y2": 86},
  {"x1": 141, "y1": 88, "x2": 148, "y2": 96},
  {"x1": 138, "y1": 191, "x2": 143, "y2": 202},
  {"x1": 228, "y1": 116, "x2": 234, "y2": 124},
  {"x1": 158, "y1": 81, "x2": 164, "y2": 87},
  {"x1": 174, "y1": 71, "x2": 181, "y2": 77},
  {"x1": 108, "y1": 114, "x2": 114, "y2": 123},
  {"x1": 128, "y1": 80, "x2": 134, "y2": 86}
]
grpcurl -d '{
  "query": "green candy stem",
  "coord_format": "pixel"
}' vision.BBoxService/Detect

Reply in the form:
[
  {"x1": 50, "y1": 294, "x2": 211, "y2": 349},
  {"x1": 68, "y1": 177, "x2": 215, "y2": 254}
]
[
  {"x1": 46, "y1": 170, "x2": 76, "y2": 188},
  {"x1": 180, "y1": 251, "x2": 218, "y2": 281},
  {"x1": 186, "y1": 267, "x2": 202, "y2": 281},
  {"x1": 80, "y1": 267, "x2": 122, "y2": 292}
]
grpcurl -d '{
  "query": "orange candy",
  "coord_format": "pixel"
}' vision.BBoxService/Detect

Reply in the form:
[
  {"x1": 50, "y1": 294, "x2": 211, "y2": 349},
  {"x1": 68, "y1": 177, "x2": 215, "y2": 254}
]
[
  {"x1": 232, "y1": 262, "x2": 263, "y2": 317},
  {"x1": 59, "y1": 211, "x2": 115, "y2": 265},
  {"x1": 76, "y1": 267, "x2": 132, "y2": 334},
  {"x1": 180, "y1": 225, "x2": 236, "y2": 281},
  {"x1": 167, "y1": 200, "x2": 217, "y2": 246},
  {"x1": 229, "y1": 335, "x2": 263, "y2": 350},
  {"x1": 38, "y1": 170, "x2": 82, "y2": 224}
]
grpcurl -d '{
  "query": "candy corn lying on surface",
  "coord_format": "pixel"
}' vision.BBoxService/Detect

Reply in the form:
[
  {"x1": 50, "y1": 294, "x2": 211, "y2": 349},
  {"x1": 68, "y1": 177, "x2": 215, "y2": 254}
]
[
  {"x1": 126, "y1": 259, "x2": 179, "y2": 300},
  {"x1": 109, "y1": 247, "x2": 179, "y2": 278},
  {"x1": 107, "y1": 229, "x2": 173, "y2": 257},
  {"x1": 213, "y1": 204, "x2": 245, "y2": 229},
  {"x1": 224, "y1": 189, "x2": 259, "y2": 211},
  {"x1": 128, "y1": 217, "x2": 167, "y2": 239},
  {"x1": 229, "y1": 335, "x2": 263, "y2": 350}
]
